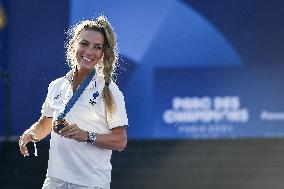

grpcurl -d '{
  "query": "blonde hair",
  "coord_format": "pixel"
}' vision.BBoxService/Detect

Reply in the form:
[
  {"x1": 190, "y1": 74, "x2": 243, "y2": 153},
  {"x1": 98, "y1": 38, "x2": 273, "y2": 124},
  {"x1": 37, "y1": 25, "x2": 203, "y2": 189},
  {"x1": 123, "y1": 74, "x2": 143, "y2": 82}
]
[{"x1": 65, "y1": 15, "x2": 119, "y2": 117}]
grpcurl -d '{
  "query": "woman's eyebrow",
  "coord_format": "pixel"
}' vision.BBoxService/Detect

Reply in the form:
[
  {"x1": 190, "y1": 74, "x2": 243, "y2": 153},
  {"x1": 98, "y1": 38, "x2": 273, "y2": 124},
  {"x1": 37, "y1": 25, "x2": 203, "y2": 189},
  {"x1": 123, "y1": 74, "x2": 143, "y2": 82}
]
[
  {"x1": 80, "y1": 39, "x2": 89, "y2": 43},
  {"x1": 80, "y1": 39, "x2": 103, "y2": 46}
]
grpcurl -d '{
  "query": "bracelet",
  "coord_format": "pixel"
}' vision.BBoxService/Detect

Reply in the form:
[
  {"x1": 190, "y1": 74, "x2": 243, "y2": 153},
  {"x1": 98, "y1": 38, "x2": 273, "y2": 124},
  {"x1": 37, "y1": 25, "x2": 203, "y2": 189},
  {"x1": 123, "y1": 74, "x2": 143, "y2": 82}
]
[{"x1": 86, "y1": 131, "x2": 97, "y2": 145}]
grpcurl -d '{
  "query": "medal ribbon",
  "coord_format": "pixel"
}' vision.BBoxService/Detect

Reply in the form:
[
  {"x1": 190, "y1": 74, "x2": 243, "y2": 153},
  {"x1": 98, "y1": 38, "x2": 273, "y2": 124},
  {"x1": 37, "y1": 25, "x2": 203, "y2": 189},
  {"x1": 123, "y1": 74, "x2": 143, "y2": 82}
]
[{"x1": 57, "y1": 69, "x2": 96, "y2": 120}]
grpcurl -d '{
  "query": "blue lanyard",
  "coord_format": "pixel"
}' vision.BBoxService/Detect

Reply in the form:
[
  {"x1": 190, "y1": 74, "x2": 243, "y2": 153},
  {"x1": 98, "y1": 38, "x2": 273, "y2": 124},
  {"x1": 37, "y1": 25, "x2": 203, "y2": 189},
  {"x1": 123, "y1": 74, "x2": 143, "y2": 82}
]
[{"x1": 57, "y1": 69, "x2": 96, "y2": 120}]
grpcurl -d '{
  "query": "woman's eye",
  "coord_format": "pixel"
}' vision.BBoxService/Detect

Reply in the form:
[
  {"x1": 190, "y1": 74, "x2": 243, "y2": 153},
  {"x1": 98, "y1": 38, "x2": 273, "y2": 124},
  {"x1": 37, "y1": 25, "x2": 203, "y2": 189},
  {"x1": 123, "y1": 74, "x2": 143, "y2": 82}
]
[
  {"x1": 95, "y1": 46, "x2": 102, "y2": 50},
  {"x1": 80, "y1": 42, "x2": 88, "y2": 46}
]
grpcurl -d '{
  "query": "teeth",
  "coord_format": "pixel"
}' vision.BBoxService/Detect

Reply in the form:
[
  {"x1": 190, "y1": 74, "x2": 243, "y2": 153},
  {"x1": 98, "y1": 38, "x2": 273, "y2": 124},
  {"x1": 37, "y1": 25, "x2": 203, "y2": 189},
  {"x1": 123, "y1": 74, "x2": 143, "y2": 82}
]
[{"x1": 82, "y1": 57, "x2": 92, "y2": 62}]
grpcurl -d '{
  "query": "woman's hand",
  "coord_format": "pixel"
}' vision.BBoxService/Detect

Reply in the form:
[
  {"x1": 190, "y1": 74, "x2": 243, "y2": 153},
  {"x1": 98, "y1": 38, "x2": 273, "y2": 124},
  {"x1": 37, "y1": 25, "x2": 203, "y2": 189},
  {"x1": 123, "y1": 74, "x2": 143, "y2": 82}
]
[
  {"x1": 59, "y1": 124, "x2": 88, "y2": 143},
  {"x1": 19, "y1": 130, "x2": 39, "y2": 157}
]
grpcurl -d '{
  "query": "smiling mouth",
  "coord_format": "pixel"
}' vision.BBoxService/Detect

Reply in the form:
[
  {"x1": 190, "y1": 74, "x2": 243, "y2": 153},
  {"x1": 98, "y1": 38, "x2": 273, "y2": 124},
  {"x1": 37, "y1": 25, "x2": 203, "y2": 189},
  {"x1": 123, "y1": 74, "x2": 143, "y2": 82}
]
[{"x1": 82, "y1": 56, "x2": 92, "y2": 62}]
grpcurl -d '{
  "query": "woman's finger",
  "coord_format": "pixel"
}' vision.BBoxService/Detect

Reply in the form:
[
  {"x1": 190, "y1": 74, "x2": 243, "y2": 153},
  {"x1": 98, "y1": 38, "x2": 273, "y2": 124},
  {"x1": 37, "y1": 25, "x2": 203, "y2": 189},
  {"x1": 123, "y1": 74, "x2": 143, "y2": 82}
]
[
  {"x1": 59, "y1": 124, "x2": 76, "y2": 134},
  {"x1": 19, "y1": 136, "x2": 30, "y2": 156},
  {"x1": 19, "y1": 145, "x2": 29, "y2": 156},
  {"x1": 60, "y1": 124, "x2": 77, "y2": 137}
]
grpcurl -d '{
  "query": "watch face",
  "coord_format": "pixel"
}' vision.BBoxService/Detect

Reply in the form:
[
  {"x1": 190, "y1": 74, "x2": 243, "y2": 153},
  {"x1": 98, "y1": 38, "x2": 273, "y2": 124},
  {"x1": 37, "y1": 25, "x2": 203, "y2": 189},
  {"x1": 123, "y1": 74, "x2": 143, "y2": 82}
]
[{"x1": 88, "y1": 132, "x2": 96, "y2": 144}]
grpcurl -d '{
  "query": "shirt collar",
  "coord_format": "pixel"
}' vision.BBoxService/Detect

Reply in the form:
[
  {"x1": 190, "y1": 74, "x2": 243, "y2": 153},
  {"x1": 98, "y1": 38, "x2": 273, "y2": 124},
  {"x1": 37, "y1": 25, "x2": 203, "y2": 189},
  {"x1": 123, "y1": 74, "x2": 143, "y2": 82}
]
[{"x1": 64, "y1": 69, "x2": 97, "y2": 90}]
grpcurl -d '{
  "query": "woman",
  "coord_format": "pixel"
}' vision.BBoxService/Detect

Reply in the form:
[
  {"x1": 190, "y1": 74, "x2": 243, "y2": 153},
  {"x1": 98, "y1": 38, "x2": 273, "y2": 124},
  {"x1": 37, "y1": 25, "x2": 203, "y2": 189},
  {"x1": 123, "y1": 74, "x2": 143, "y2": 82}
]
[{"x1": 18, "y1": 15, "x2": 128, "y2": 189}]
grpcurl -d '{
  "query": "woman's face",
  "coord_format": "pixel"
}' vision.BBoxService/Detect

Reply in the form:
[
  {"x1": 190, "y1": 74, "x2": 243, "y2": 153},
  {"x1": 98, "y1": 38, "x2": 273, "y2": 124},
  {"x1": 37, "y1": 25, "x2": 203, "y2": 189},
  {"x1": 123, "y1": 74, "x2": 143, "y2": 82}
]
[{"x1": 75, "y1": 29, "x2": 104, "y2": 72}]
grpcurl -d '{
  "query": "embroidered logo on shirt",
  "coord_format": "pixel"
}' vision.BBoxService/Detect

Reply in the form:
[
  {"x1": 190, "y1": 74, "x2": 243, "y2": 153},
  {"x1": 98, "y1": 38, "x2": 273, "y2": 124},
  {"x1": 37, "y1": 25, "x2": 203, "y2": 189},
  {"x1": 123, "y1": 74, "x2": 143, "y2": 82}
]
[
  {"x1": 54, "y1": 92, "x2": 62, "y2": 100},
  {"x1": 89, "y1": 91, "x2": 99, "y2": 106}
]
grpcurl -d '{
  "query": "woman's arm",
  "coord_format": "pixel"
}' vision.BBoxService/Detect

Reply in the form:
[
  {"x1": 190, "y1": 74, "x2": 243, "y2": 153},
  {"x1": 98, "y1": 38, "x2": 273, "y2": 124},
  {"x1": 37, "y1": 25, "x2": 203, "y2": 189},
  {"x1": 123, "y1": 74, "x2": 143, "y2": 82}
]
[
  {"x1": 19, "y1": 116, "x2": 53, "y2": 156},
  {"x1": 60, "y1": 125, "x2": 127, "y2": 151},
  {"x1": 94, "y1": 126, "x2": 127, "y2": 150}
]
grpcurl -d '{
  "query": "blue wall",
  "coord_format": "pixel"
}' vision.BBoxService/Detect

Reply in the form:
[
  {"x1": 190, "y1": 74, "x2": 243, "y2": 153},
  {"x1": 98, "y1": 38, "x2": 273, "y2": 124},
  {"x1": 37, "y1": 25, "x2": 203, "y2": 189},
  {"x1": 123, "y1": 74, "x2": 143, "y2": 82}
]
[
  {"x1": 0, "y1": 0, "x2": 8, "y2": 138},
  {"x1": 7, "y1": 0, "x2": 69, "y2": 136}
]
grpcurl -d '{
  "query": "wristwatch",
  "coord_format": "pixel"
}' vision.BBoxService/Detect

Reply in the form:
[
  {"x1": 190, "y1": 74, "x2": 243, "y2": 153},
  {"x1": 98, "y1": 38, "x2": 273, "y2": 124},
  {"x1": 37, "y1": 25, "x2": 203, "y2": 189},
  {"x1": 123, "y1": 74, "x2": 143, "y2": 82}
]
[{"x1": 87, "y1": 131, "x2": 97, "y2": 145}]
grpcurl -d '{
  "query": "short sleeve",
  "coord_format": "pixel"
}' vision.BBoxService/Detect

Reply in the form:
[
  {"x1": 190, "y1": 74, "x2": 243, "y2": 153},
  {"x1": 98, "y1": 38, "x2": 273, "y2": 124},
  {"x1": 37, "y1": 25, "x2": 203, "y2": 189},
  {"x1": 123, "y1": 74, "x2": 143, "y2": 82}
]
[
  {"x1": 107, "y1": 83, "x2": 128, "y2": 129},
  {"x1": 41, "y1": 82, "x2": 54, "y2": 118}
]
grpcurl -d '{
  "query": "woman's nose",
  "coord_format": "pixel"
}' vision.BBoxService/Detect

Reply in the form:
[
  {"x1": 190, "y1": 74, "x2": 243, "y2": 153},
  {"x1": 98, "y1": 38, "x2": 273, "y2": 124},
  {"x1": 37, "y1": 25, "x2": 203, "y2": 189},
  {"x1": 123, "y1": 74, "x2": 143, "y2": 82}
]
[{"x1": 85, "y1": 46, "x2": 94, "y2": 55}]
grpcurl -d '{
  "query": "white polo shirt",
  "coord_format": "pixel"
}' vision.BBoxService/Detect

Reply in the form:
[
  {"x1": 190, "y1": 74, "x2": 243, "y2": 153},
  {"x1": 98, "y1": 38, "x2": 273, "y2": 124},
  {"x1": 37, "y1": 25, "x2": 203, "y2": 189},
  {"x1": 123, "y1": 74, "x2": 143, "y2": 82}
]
[{"x1": 41, "y1": 69, "x2": 128, "y2": 188}]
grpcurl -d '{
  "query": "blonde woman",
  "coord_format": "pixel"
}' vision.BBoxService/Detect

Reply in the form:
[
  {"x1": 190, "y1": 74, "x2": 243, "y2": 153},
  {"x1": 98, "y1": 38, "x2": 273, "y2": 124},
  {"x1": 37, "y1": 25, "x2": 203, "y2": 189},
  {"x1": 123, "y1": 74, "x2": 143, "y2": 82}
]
[{"x1": 19, "y1": 15, "x2": 128, "y2": 189}]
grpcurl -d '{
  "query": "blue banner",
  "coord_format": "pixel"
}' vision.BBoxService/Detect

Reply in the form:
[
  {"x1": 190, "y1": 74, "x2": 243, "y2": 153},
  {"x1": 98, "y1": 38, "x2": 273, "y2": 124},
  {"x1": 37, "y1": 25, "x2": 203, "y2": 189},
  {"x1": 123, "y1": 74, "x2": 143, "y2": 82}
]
[{"x1": 154, "y1": 64, "x2": 284, "y2": 139}]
